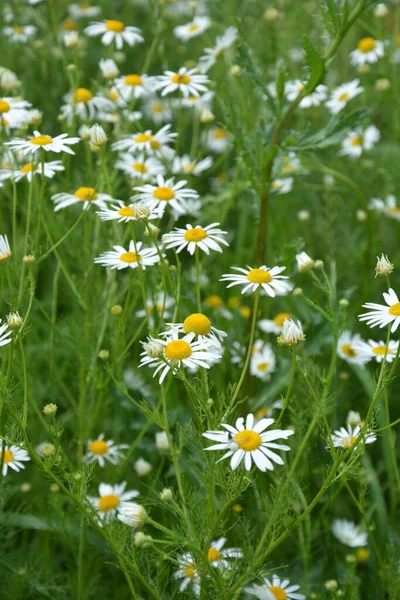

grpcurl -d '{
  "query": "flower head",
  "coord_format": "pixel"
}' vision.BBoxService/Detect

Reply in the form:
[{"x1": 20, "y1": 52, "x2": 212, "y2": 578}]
[
  {"x1": 332, "y1": 519, "x2": 368, "y2": 547},
  {"x1": 94, "y1": 240, "x2": 161, "y2": 271},
  {"x1": 84, "y1": 20, "x2": 144, "y2": 50},
  {"x1": 375, "y1": 254, "x2": 393, "y2": 277},
  {"x1": 88, "y1": 482, "x2": 139, "y2": 522},
  {"x1": 245, "y1": 575, "x2": 305, "y2": 600},
  {"x1": 83, "y1": 433, "x2": 128, "y2": 467},
  {"x1": 162, "y1": 223, "x2": 229, "y2": 255},
  {"x1": 220, "y1": 265, "x2": 292, "y2": 297},
  {"x1": 359, "y1": 288, "x2": 400, "y2": 332},
  {"x1": 0, "y1": 442, "x2": 30, "y2": 476},
  {"x1": 6, "y1": 130, "x2": 80, "y2": 156},
  {"x1": 330, "y1": 424, "x2": 376, "y2": 449},
  {"x1": 350, "y1": 38, "x2": 384, "y2": 66},
  {"x1": 277, "y1": 319, "x2": 305, "y2": 345}
]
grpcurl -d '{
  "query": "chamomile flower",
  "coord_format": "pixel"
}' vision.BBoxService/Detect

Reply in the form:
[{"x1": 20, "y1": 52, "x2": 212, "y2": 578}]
[
  {"x1": 254, "y1": 401, "x2": 283, "y2": 421},
  {"x1": 162, "y1": 313, "x2": 227, "y2": 344},
  {"x1": 359, "y1": 288, "x2": 400, "y2": 332},
  {"x1": 115, "y1": 153, "x2": 165, "y2": 181},
  {"x1": 271, "y1": 177, "x2": 294, "y2": 195},
  {"x1": 295, "y1": 251, "x2": 314, "y2": 272},
  {"x1": 0, "y1": 234, "x2": 11, "y2": 262},
  {"x1": 0, "y1": 322, "x2": 12, "y2": 347},
  {"x1": 203, "y1": 414, "x2": 294, "y2": 472},
  {"x1": 246, "y1": 575, "x2": 305, "y2": 600},
  {"x1": 139, "y1": 332, "x2": 221, "y2": 384},
  {"x1": 350, "y1": 37, "x2": 384, "y2": 66},
  {"x1": 325, "y1": 79, "x2": 363, "y2": 114},
  {"x1": 369, "y1": 195, "x2": 400, "y2": 221},
  {"x1": 181, "y1": 90, "x2": 214, "y2": 111},
  {"x1": 133, "y1": 175, "x2": 198, "y2": 215},
  {"x1": 96, "y1": 201, "x2": 163, "y2": 223},
  {"x1": 115, "y1": 74, "x2": 154, "y2": 101},
  {"x1": 337, "y1": 331, "x2": 371, "y2": 366},
  {"x1": 99, "y1": 58, "x2": 119, "y2": 80},
  {"x1": 205, "y1": 127, "x2": 232, "y2": 153},
  {"x1": 0, "y1": 96, "x2": 31, "y2": 128},
  {"x1": 277, "y1": 319, "x2": 305, "y2": 345},
  {"x1": 84, "y1": 20, "x2": 144, "y2": 50},
  {"x1": 162, "y1": 223, "x2": 229, "y2": 255},
  {"x1": 250, "y1": 343, "x2": 276, "y2": 381},
  {"x1": 111, "y1": 124, "x2": 176, "y2": 157},
  {"x1": 207, "y1": 538, "x2": 242, "y2": 569},
  {"x1": 155, "y1": 67, "x2": 209, "y2": 98},
  {"x1": 3, "y1": 25, "x2": 37, "y2": 43},
  {"x1": 88, "y1": 482, "x2": 139, "y2": 522},
  {"x1": 340, "y1": 125, "x2": 380, "y2": 157},
  {"x1": 6, "y1": 130, "x2": 80, "y2": 156},
  {"x1": 51, "y1": 188, "x2": 116, "y2": 212},
  {"x1": 83, "y1": 433, "x2": 129, "y2": 467},
  {"x1": 356, "y1": 339, "x2": 399, "y2": 363},
  {"x1": 68, "y1": 3, "x2": 101, "y2": 19},
  {"x1": 174, "y1": 16, "x2": 211, "y2": 41},
  {"x1": 280, "y1": 152, "x2": 301, "y2": 174},
  {"x1": 94, "y1": 240, "x2": 161, "y2": 271},
  {"x1": 135, "y1": 294, "x2": 175, "y2": 325},
  {"x1": 330, "y1": 424, "x2": 376, "y2": 449},
  {"x1": 198, "y1": 27, "x2": 238, "y2": 72},
  {"x1": 285, "y1": 79, "x2": 328, "y2": 107},
  {"x1": 332, "y1": 519, "x2": 368, "y2": 547},
  {"x1": 0, "y1": 442, "x2": 30, "y2": 475},
  {"x1": 172, "y1": 155, "x2": 213, "y2": 176},
  {"x1": 60, "y1": 88, "x2": 114, "y2": 123},
  {"x1": 221, "y1": 265, "x2": 291, "y2": 297},
  {"x1": 143, "y1": 97, "x2": 173, "y2": 124},
  {"x1": 174, "y1": 554, "x2": 200, "y2": 596},
  {"x1": 259, "y1": 312, "x2": 292, "y2": 335}
]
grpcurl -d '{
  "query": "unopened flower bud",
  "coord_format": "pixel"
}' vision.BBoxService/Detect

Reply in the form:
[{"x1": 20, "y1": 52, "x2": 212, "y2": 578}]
[
  {"x1": 66, "y1": 63, "x2": 77, "y2": 71},
  {"x1": 0, "y1": 70, "x2": 20, "y2": 91},
  {"x1": 134, "y1": 531, "x2": 153, "y2": 547},
  {"x1": 89, "y1": 123, "x2": 107, "y2": 147},
  {"x1": 99, "y1": 58, "x2": 119, "y2": 79},
  {"x1": 339, "y1": 298, "x2": 349, "y2": 307},
  {"x1": 20, "y1": 482, "x2": 32, "y2": 493},
  {"x1": 111, "y1": 305, "x2": 123, "y2": 315},
  {"x1": 297, "y1": 210, "x2": 311, "y2": 222},
  {"x1": 292, "y1": 287, "x2": 303, "y2": 296},
  {"x1": 134, "y1": 458, "x2": 152, "y2": 477},
  {"x1": 375, "y1": 254, "x2": 393, "y2": 277},
  {"x1": 7, "y1": 312, "x2": 23, "y2": 328},
  {"x1": 144, "y1": 223, "x2": 160, "y2": 237},
  {"x1": 229, "y1": 65, "x2": 241, "y2": 76},
  {"x1": 374, "y1": 3, "x2": 389, "y2": 17},
  {"x1": 29, "y1": 109, "x2": 43, "y2": 126},
  {"x1": 79, "y1": 125, "x2": 91, "y2": 140},
  {"x1": 43, "y1": 403, "x2": 58, "y2": 416},
  {"x1": 50, "y1": 483, "x2": 60, "y2": 493},
  {"x1": 295, "y1": 251, "x2": 314, "y2": 272},
  {"x1": 314, "y1": 260, "x2": 324, "y2": 270},
  {"x1": 375, "y1": 78, "x2": 391, "y2": 91},
  {"x1": 358, "y1": 64, "x2": 370, "y2": 74},
  {"x1": 160, "y1": 488, "x2": 173, "y2": 502},
  {"x1": 356, "y1": 209, "x2": 367, "y2": 222},
  {"x1": 264, "y1": 8, "x2": 280, "y2": 20},
  {"x1": 98, "y1": 349, "x2": 109, "y2": 360},
  {"x1": 325, "y1": 580, "x2": 338, "y2": 592},
  {"x1": 155, "y1": 431, "x2": 170, "y2": 451},
  {"x1": 200, "y1": 108, "x2": 215, "y2": 123}
]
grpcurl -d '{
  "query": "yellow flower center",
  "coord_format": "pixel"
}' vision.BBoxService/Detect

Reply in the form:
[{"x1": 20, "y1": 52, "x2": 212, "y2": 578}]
[
  {"x1": 204, "y1": 295, "x2": 224, "y2": 308},
  {"x1": 0, "y1": 449, "x2": 13, "y2": 464},
  {"x1": 387, "y1": 206, "x2": 400, "y2": 214},
  {"x1": 297, "y1": 83, "x2": 305, "y2": 93},
  {"x1": 90, "y1": 440, "x2": 109, "y2": 455},
  {"x1": 356, "y1": 547, "x2": 369, "y2": 562},
  {"x1": 255, "y1": 407, "x2": 270, "y2": 419},
  {"x1": 153, "y1": 186, "x2": 175, "y2": 201},
  {"x1": 80, "y1": 3, "x2": 91, "y2": 9},
  {"x1": 273, "y1": 312, "x2": 291, "y2": 327},
  {"x1": 183, "y1": 162, "x2": 195, "y2": 172},
  {"x1": 257, "y1": 362, "x2": 269, "y2": 372},
  {"x1": 189, "y1": 24, "x2": 200, "y2": 33},
  {"x1": 183, "y1": 565, "x2": 196, "y2": 579},
  {"x1": 132, "y1": 162, "x2": 149, "y2": 174},
  {"x1": 150, "y1": 140, "x2": 160, "y2": 150},
  {"x1": 120, "y1": 252, "x2": 141, "y2": 263},
  {"x1": 108, "y1": 90, "x2": 120, "y2": 101},
  {"x1": 0, "y1": 100, "x2": 10, "y2": 114},
  {"x1": 351, "y1": 136, "x2": 363, "y2": 147},
  {"x1": 213, "y1": 128, "x2": 227, "y2": 139},
  {"x1": 13, "y1": 27, "x2": 24, "y2": 34},
  {"x1": 389, "y1": 302, "x2": 400, "y2": 316},
  {"x1": 272, "y1": 181, "x2": 282, "y2": 189},
  {"x1": 184, "y1": 228, "x2": 207, "y2": 242},
  {"x1": 207, "y1": 547, "x2": 221, "y2": 562},
  {"x1": 341, "y1": 343, "x2": 356, "y2": 358},
  {"x1": 63, "y1": 18, "x2": 78, "y2": 31},
  {"x1": 124, "y1": 74, "x2": 143, "y2": 86},
  {"x1": 246, "y1": 269, "x2": 272, "y2": 284},
  {"x1": 118, "y1": 206, "x2": 135, "y2": 217},
  {"x1": 74, "y1": 187, "x2": 97, "y2": 201},
  {"x1": 98, "y1": 494, "x2": 120, "y2": 512},
  {"x1": 342, "y1": 435, "x2": 357, "y2": 449},
  {"x1": 233, "y1": 429, "x2": 262, "y2": 451},
  {"x1": 151, "y1": 102, "x2": 164, "y2": 113},
  {"x1": 183, "y1": 313, "x2": 211, "y2": 335},
  {"x1": 105, "y1": 20, "x2": 125, "y2": 33},
  {"x1": 240, "y1": 306, "x2": 251, "y2": 318},
  {"x1": 232, "y1": 503, "x2": 244, "y2": 512},
  {"x1": 358, "y1": 37, "x2": 376, "y2": 53},
  {"x1": 30, "y1": 135, "x2": 52, "y2": 146},
  {"x1": 171, "y1": 73, "x2": 191, "y2": 85},
  {"x1": 372, "y1": 346, "x2": 392, "y2": 355},
  {"x1": 338, "y1": 92, "x2": 350, "y2": 102},
  {"x1": 20, "y1": 163, "x2": 36, "y2": 174},
  {"x1": 135, "y1": 133, "x2": 154, "y2": 144},
  {"x1": 188, "y1": 95, "x2": 199, "y2": 103},
  {"x1": 269, "y1": 587, "x2": 287, "y2": 600},
  {"x1": 164, "y1": 340, "x2": 192, "y2": 360},
  {"x1": 75, "y1": 88, "x2": 93, "y2": 103}
]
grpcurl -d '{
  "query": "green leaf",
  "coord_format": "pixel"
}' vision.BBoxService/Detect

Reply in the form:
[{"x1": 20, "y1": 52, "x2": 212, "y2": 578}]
[
  {"x1": 302, "y1": 34, "x2": 326, "y2": 93},
  {"x1": 236, "y1": 42, "x2": 278, "y2": 114},
  {"x1": 321, "y1": 0, "x2": 340, "y2": 36},
  {"x1": 276, "y1": 65, "x2": 287, "y2": 109}
]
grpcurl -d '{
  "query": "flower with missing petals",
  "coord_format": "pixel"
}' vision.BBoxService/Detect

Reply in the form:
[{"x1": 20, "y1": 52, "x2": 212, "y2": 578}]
[
  {"x1": 332, "y1": 519, "x2": 368, "y2": 547},
  {"x1": 375, "y1": 254, "x2": 393, "y2": 277},
  {"x1": 277, "y1": 319, "x2": 305, "y2": 345}
]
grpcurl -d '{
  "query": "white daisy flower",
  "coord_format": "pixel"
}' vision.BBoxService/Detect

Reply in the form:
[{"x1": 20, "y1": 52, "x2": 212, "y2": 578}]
[
  {"x1": 220, "y1": 265, "x2": 291, "y2": 297},
  {"x1": 96, "y1": 201, "x2": 163, "y2": 223},
  {"x1": 246, "y1": 575, "x2": 305, "y2": 600},
  {"x1": 173, "y1": 553, "x2": 200, "y2": 596},
  {"x1": 250, "y1": 343, "x2": 276, "y2": 381},
  {"x1": 115, "y1": 73, "x2": 154, "y2": 101},
  {"x1": 340, "y1": 125, "x2": 380, "y2": 157},
  {"x1": 60, "y1": 88, "x2": 115, "y2": 123},
  {"x1": 174, "y1": 16, "x2": 211, "y2": 41},
  {"x1": 0, "y1": 160, "x2": 65, "y2": 183},
  {"x1": 296, "y1": 251, "x2": 314, "y2": 272},
  {"x1": 134, "y1": 457, "x2": 152, "y2": 477},
  {"x1": 162, "y1": 223, "x2": 229, "y2": 255},
  {"x1": 172, "y1": 154, "x2": 213, "y2": 176},
  {"x1": 154, "y1": 67, "x2": 209, "y2": 98},
  {"x1": 111, "y1": 124, "x2": 176, "y2": 158},
  {"x1": 277, "y1": 319, "x2": 305, "y2": 346},
  {"x1": 84, "y1": 20, "x2": 144, "y2": 50},
  {"x1": 51, "y1": 187, "x2": 116, "y2": 212},
  {"x1": 330, "y1": 424, "x2": 377, "y2": 449},
  {"x1": 325, "y1": 79, "x2": 363, "y2": 114},
  {"x1": 68, "y1": 3, "x2": 101, "y2": 19},
  {"x1": 285, "y1": 79, "x2": 328, "y2": 107},
  {"x1": 369, "y1": 195, "x2": 400, "y2": 221},
  {"x1": 114, "y1": 152, "x2": 165, "y2": 181},
  {"x1": 280, "y1": 152, "x2": 301, "y2": 174},
  {"x1": 88, "y1": 482, "x2": 139, "y2": 522},
  {"x1": 0, "y1": 442, "x2": 30, "y2": 476},
  {"x1": 117, "y1": 502, "x2": 147, "y2": 527},
  {"x1": 94, "y1": 240, "x2": 161, "y2": 271},
  {"x1": 207, "y1": 537, "x2": 242, "y2": 569},
  {"x1": 3, "y1": 25, "x2": 37, "y2": 43},
  {"x1": 0, "y1": 96, "x2": 31, "y2": 128},
  {"x1": 204, "y1": 127, "x2": 232, "y2": 153},
  {"x1": 99, "y1": 58, "x2": 119, "y2": 80},
  {"x1": 143, "y1": 97, "x2": 173, "y2": 124},
  {"x1": 203, "y1": 414, "x2": 294, "y2": 472},
  {"x1": 181, "y1": 90, "x2": 214, "y2": 111},
  {"x1": 135, "y1": 294, "x2": 175, "y2": 326},
  {"x1": 83, "y1": 433, "x2": 129, "y2": 467},
  {"x1": 139, "y1": 332, "x2": 221, "y2": 384},
  {"x1": 254, "y1": 401, "x2": 283, "y2": 421},
  {"x1": 350, "y1": 37, "x2": 384, "y2": 66},
  {"x1": 0, "y1": 234, "x2": 12, "y2": 262},
  {"x1": 359, "y1": 288, "x2": 400, "y2": 332},
  {"x1": 198, "y1": 27, "x2": 238, "y2": 73},
  {"x1": 258, "y1": 312, "x2": 292, "y2": 335},
  {"x1": 356, "y1": 339, "x2": 399, "y2": 363},
  {"x1": 161, "y1": 312, "x2": 227, "y2": 345},
  {"x1": 375, "y1": 254, "x2": 394, "y2": 277},
  {"x1": 271, "y1": 177, "x2": 293, "y2": 195},
  {"x1": 6, "y1": 130, "x2": 80, "y2": 156},
  {"x1": 332, "y1": 519, "x2": 368, "y2": 547},
  {"x1": 337, "y1": 331, "x2": 371, "y2": 366},
  {"x1": 133, "y1": 175, "x2": 198, "y2": 215},
  {"x1": 171, "y1": 199, "x2": 202, "y2": 221},
  {"x1": 0, "y1": 322, "x2": 12, "y2": 347}
]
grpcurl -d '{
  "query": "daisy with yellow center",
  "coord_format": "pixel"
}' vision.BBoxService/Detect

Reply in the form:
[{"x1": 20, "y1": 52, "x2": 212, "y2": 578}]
[
  {"x1": 1, "y1": 160, "x2": 65, "y2": 184},
  {"x1": 155, "y1": 67, "x2": 209, "y2": 98},
  {"x1": 0, "y1": 442, "x2": 30, "y2": 476},
  {"x1": 220, "y1": 265, "x2": 292, "y2": 297},
  {"x1": 115, "y1": 73, "x2": 153, "y2": 101},
  {"x1": 84, "y1": 20, "x2": 143, "y2": 50},
  {"x1": 88, "y1": 482, "x2": 139, "y2": 522},
  {"x1": 250, "y1": 342, "x2": 276, "y2": 381},
  {"x1": 172, "y1": 154, "x2": 213, "y2": 176},
  {"x1": 203, "y1": 413, "x2": 294, "y2": 472},
  {"x1": 51, "y1": 187, "x2": 116, "y2": 212},
  {"x1": 83, "y1": 433, "x2": 129, "y2": 467},
  {"x1": 337, "y1": 331, "x2": 371, "y2": 366},
  {"x1": 207, "y1": 537, "x2": 243, "y2": 570},
  {"x1": 161, "y1": 312, "x2": 227, "y2": 345},
  {"x1": 173, "y1": 16, "x2": 211, "y2": 41},
  {"x1": 133, "y1": 175, "x2": 198, "y2": 216},
  {"x1": 173, "y1": 554, "x2": 200, "y2": 595},
  {"x1": 326, "y1": 79, "x2": 363, "y2": 114},
  {"x1": 350, "y1": 37, "x2": 384, "y2": 66},
  {"x1": 6, "y1": 130, "x2": 80, "y2": 156},
  {"x1": 359, "y1": 288, "x2": 400, "y2": 333},
  {"x1": 115, "y1": 152, "x2": 165, "y2": 181},
  {"x1": 356, "y1": 339, "x2": 398, "y2": 363},
  {"x1": 254, "y1": 401, "x2": 283, "y2": 421},
  {"x1": 246, "y1": 575, "x2": 305, "y2": 600},
  {"x1": 285, "y1": 79, "x2": 327, "y2": 108},
  {"x1": 0, "y1": 96, "x2": 31, "y2": 129},
  {"x1": 68, "y1": 3, "x2": 101, "y2": 19},
  {"x1": 340, "y1": 125, "x2": 380, "y2": 157},
  {"x1": 369, "y1": 195, "x2": 400, "y2": 221},
  {"x1": 3, "y1": 25, "x2": 37, "y2": 43},
  {"x1": 271, "y1": 177, "x2": 293, "y2": 195},
  {"x1": 96, "y1": 200, "x2": 163, "y2": 223},
  {"x1": 258, "y1": 312, "x2": 292, "y2": 334},
  {"x1": 94, "y1": 240, "x2": 161, "y2": 271},
  {"x1": 162, "y1": 222, "x2": 229, "y2": 255},
  {"x1": 60, "y1": 88, "x2": 114, "y2": 123},
  {"x1": 332, "y1": 519, "x2": 368, "y2": 548},
  {"x1": 112, "y1": 124, "x2": 176, "y2": 157},
  {"x1": 330, "y1": 424, "x2": 376, "y2": 450},
  {"x1": 205, "y1": 126, "x2": 232, "y2": 153}
]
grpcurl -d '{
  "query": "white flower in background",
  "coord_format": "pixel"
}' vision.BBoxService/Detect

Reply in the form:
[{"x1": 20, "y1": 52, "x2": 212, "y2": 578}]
[
  {"x1": 346, "y1": 411, "x2": 362, "y2": 426},
  {"x1": 337, "y1": 331, "x2": 371, "y2": 367},
  {"x1": 63, "y1": 31, "x2": 80, "y2": 48},
  {"x1": 96, "y1": 201, "x2": 162, "y2": 223},
  {"x1": 295, "y1": 251, "x2": 314, "y2": 272},
  {"x1": 51, "y1": 187, "x2": 116, "y2": 212},
  {"x1": 0, "y1": 442, "x2": 30, "y2": 476},
  {"x1": 350, "y1": 37, "x2": 384, "y2": 66},
  {"x1": 3, "y1": 25, "x2": 37, "y2": 43},
  {"x1": 60, "y1": 88, "x2": 115, "y2": 123},
  {"x1": 68, "y1": 3, "x2": 101, "y2": 19},
  {"x1": 84, "y1": 20, "x2": 144, "y2": 50},
  {"x1": 369, "y1": 195, "x2": 400, "y2": 221},
  {"x1": 88, "y1": 482, "x2": 139, "y2": 522},
  {"x1": 83, "y1": 433, "x2": 128, "y2": 467},
  {"x1": 171, "y1": 199, "x2": 202, "y2": 220},
  {"x1": 221, "y1": 265, "x2": 291, "y2": 297},
  {"x1": 99, "y1": 58, "x2": 119, "y2": 79},
  {"x1": 0, "y1": 68, "x2": 20, "y2": 91},
  {"x1": 375, "y1": 254, "x2": 394, "y2": 277},
  {"x1": 277, "y1": 319, "x2": 305, "y2": 345},
  {"x1": 207, "y1": 537, "x2": 243, "y2": 569},
  {"x1": 174, "y1": 16, "x2": 210, "y2": 41},
  {"x1": 94, "y1": 240, "x2": 161, "y2": 271},
  {"x1": 229, "y1": 340, "x2": 246, "y2": 365},
  {"x1": 325, "y1": 79, "x2": 363, "y2": 114},
  {"x1": 111, "y1": 124, "x2": 176, "y2": 158},
  {"x1": 330, "y1": 424, "x2": 376, "y2": 449},
  {"x1": 271, "y1": 177, "x2": 293, "y2": 195},
  {"x1": 88, "y1": 123, "x2": 108, "y2": 147},
  {"x1": 254, "y1": 401, "x2": 283, "y2": 421},
  {"x1": 340, "y1": 125, "x2": 380, "y2": 157},
  {"x1": 181, "y1": 90, "x2": 214, "y2": 111},
  {"x1": 155, "y1": 431, "x2": 170, "y2": 451},
  {"x1": 285, "y1": 79, "x2": 328, "y2": 107},
  {"x1": 246, "y1": 575, "x2": 305, "y2": 600},
  {"x1": 135, "y1": 294, "x2": 174, "y2": 326},
  {"x1": 155, "y1": 67, "x2": 209, "y2": 98},
  {"x1": 162, "y1": 313, "x2": 227, "y2": 345},
  {"x1": 172, "y1": 155, "x2": 213, "y2": 176},
  {"x1": 0, "y1": 96, "x2": 32, "y2": 128},
  {"x1": 250, "y1": 343, "x2": 276, "y2": 381},
  {"x1": 359, "y1": 288, "x2": 400, "y2": 332},
  {"x1": 6, "y1": 130, "x2": 80, "y2": 156},
  {"x1": 118, "y1": 502, "x2": 147, "y2": 527},
  {"x1": 162, "y1": 223, "x2": 229, "y2": 255},
  {"x1": 356, "y1": 339, "x2": 399, "y2": 363},
  {"x1": 143, "y1": 97, "x2": 173, "y2": 123},
  {"x1": 198, "y1": 27, "x2": 238, "y2": 72},
  {"x1": 134, "y1": 458, "x2": 152, "y2": 477},
  {"x1": 133, "y1": 175, "x2": 198, "y2": 215},
  {"x1": 115, "y1": 73, "x2": 154, "y2": 101},
  {"x1": 258, "y1": 312, "x2": 292, "y2": 335},
  {"x1": 332, "y1": 519, "x2": 368, "y2": 547},
  {"x1": 280, "y1": 152, "x2": 301, "y2": 174},
  {"x1": 0, "y1": 234, "x2": 12, "y2": 262},
  {"x1": 174, "y1": 554, "x2": 200, "y2": 596},
  {"x1": 203, "y1": 414, "x2": 294, "y2": 472},
  {"x1": 204, "y1": 127, "x2": 232, "y2": 153},
  {"x1": 115, "y1": 152, "x2": 165, "y2": 181}
]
